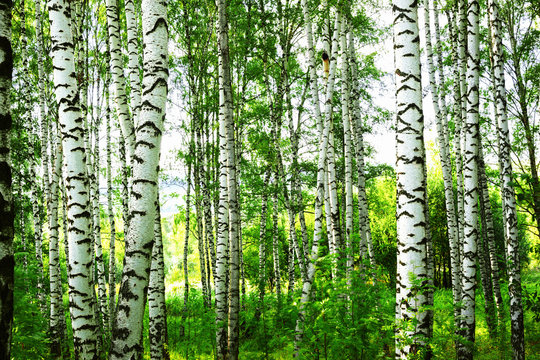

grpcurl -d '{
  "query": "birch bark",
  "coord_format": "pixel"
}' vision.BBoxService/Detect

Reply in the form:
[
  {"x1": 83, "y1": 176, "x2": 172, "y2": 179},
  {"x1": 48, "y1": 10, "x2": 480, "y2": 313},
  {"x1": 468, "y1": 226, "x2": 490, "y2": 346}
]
[
  {"x1": 424, "y1": 0, "x2": 462, "y2": 339},
  {"x1": 216, "y1": 0, "x2": 235, "y2": 357},
  {"x1": 48, "y1": 0, "x2": 99, "y2": 357},
  {"x1": 458, "y1": 0, "x2": 481, "y2": 357},
  {"x1": 392, "y1": 0, "x2": 429, "y2": 356},
  {"x1": 294, "y1": 4, "x2": 340, "y2": 354},
  {"x1": 488, "y1": 0, "x2": 525, "y2": 356},
  {"x1": 109, "y1": 0, "x2": 168, "y2": 357}
]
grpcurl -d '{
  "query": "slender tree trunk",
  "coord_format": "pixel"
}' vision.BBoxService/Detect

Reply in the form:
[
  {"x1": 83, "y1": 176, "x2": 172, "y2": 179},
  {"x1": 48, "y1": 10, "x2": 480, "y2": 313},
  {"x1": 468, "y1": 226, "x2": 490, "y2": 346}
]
[
  {"x1": 340, "y1": 15, "x2": 353, "y2": 282},
  {"x1": 271, "y1": 182, "x2": 281, "y2": 304},
  {"x1": 446, "y1": 10, "x2": 465, "y2": 340},
  {"x1": 49, "y1": 141, "x2": 64, "y2": 358},
  {"x1": 324, "y1": 166, "x2": 335, "y2": 266},
  {"x1": 17, "y1": 176, "x2": 27, "y2": 274},
  {"x1": 392, "y1": 0, "x2": 429, "y2": 357},
  {"x1": 184, "y1": 143, "x2": 192, "y2": 312},
  {"x1": 454, "y1": 4, "x2": 468, "y2": 305},
  {"x1": 240, "y1": 226, "x2": 246, "y2": 311},
  {"x1": 125, "y1": 0, "x2": 142, "y2": 127},
  {"x1": 35, "y1": 0, "x2": 50, "y2": 219},
  {"x1": 106, "y1": 88, "x2": 116, "y2": 335},
  {"x1": 506, "y1": 10, "x2": 540, "y2": 234},
  {"x1": 458, "y1": 0, "x2": 480, "y2": 357},
  {"x1": 0, "y1": 1, "x2": 13, "y2": 356},
  {"x1": 105, "y1": 0, "x2": 135, "y2": 162},
  {"x1": 90, "y1": 88, "x2": 108, "y2": 338},
  {"x1": 477, "y1": 161, "x2": 497, "y2": 337},
  {"x1": 216, "y1": 0, "x2": 234, "y2": 357},
  {"x1": 478, "y1": 144, "x2": 502, "y2": 326},
  {"x1": 294, "y1": 6, "x2": 340, "y2": 355},
  {"x1": 194, "y1": 145, "x2": 210, "y2": 307},
  {"x1": 149, "y1": 196, "x2": 169, "y2": 359},
  {"x1": 348, "y1": 39, "x2": 374, "y2": 266},
  {"x1": 214, "y1": 0, "x2": 241, "y2": 355},
  {"x1": 179, "y1": 139, "x2": 193, "y2": 339},
  {"x1": 326, "y1": 130, "x2": 342, "y2": 268},
  {"x1": 425, "y1": 0, "x2": 462, "y2": 338},
  {"x1": 255, "y1": 170, "x2": 270, "y2": 320},
  {"x1": 48, "y1": 1, "x2": 99, "y2": 357},
  {"x1": 425, "y1": 164, "x2": 434, "y2": 360},
  {"x1": 489, "y1": 0, "x2": 525, "y2": 357},
  {"x1": 21, "y1": 0, "x2": 46, "y2": 315},
  {"x1": 322, "y1": 11, "x2": 342, "y2": 278},
  {"x1": 201, "y1": 156, "x2": 216, "y2": 282},
  {"x1": 288, "y1": 87, "x2": 309, "y2": 280},
  {"x1": 226, "y1": 98, "x2": 241, "y2": 360},
  {"x1": 119, "y1": 134, "x2": 129, "y2": 234},
  {"x1": 109, "y1": 0, "x2": 168, "y2": 357}
]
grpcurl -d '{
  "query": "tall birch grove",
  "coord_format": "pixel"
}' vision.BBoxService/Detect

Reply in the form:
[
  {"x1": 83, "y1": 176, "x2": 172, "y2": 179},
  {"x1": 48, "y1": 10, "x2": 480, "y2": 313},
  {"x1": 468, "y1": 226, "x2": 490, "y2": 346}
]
[{"x1": 2, "y1": 0, "x2": 538, "y2": 358}]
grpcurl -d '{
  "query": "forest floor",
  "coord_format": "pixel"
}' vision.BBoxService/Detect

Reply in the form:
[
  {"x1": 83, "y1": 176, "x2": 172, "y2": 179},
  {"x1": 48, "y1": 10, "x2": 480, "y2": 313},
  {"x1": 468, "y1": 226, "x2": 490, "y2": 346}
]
[{"x1": 160, "y1": 268, "x2": 540, "y2": 360}]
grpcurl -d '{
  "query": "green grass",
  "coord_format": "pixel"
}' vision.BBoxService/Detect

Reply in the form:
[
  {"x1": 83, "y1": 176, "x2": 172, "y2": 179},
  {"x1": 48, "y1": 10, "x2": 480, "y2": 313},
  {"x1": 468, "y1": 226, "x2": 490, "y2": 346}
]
[{"x1": 161, "y1": 268, "x2": 540, "y2": 359}]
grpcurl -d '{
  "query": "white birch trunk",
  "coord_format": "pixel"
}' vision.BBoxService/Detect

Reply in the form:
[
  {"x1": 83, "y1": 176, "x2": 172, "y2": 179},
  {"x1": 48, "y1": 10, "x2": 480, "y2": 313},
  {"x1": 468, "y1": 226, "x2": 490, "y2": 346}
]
[
  {"x1": 48, "y1": 141, "x2": 64, "y2": 358},
  {"x1": 109, "y1": 0, "x2": 168, "y2": 357},
  {"x1": 488, "y1": 0, "x2": 525, "y2": 356},
  {"x1": 271, "y1": 183, "x2": 281, "y2": 302},
  {"x1": 105, "y1": 0, "x2": 136, "y2": 162},
  {"x1": 106, "y1": 88, "x2": 117, "y2": 334},
  {"x1": 125, "y1": 0, "x2": 142, "y2": 127},
  {"x1": 424, "y1": 0, "x2": 462, "y2": 338},
  {"x1": 340, "y1": 16, "x2": 353, "y2": 281},
  {"x1": 21, "y1": 0, "x2": 46, "y2": 315},
  {"x1": 48, "y1": 1, "x2": 99, "y2": 357},
  {"x1": 216, "y1": 0, "x2": 233, "y2": 357},
  {"x1": 294, "y1": 7, "x2": 340, "y2": 356},
  {"x1": 256, "y1": 170, "x2": 270, "y2": 320},
  {"x1": 90, "y1": 92, "x2": 108, "y2": 336},
  {"x1": 183, "y1": 143, "x2": 192, "y2": 312},
  {"x1": 348, "y1": 39, "x2": 374, "y2": 266},
  {"x1": 446, "y1": 11, "x2": 465, "y2": 337},
  {"x1": 392, "y1": 0, "x2": 429, "y2": 356},
  {"x1": 149, "y1": 197, "x2": 168, "y2": 359},
  {"x1": 459, "y1": 0, "x2": 480, "y2": 357}
]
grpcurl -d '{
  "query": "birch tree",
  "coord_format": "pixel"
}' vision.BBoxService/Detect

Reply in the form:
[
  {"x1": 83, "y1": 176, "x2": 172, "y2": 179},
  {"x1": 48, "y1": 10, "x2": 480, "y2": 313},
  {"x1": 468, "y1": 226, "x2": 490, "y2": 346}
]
[
  {"x1": 109, "y1": 0, "x2": 168, "y2": 357},
  {"x1": 271, "y1": 182, "x2": 281, "y2": 303},
  {"x1": 459, "y1": 0, "x2": 481, "y2": 357},
  {"x1": 256, "y1": 170, "x2": 270, "y2": 320},
  {"x1": 424, "y1": 0, "x2": 462, "y2": 337},
  {"x1": 349, "y1": 37, "x2": 374, "y2": 266},
  {"x1": 48, "y1": 0, "x2": 99, "y2": 357},
  {"x1": 340, "y1": 15, "x2": 354, "y2": 281},
  {"x1": 216, "y1": 0, "x2": 234, "y2": 357},
  {"x1": 392, "y1": 0, "x2": 429, "y2": 356},
  {"x1": 20, "y1": 0, "x2": 46, "y2": 315},
  {"x1": 149, "y1": 196, "x2": 169, "y2": 359},
  {"x1": 488, "y1": 0, "x2": 525, "y2": 356},
  {"x1": 294, "y1": 4, "x2": 340, "y2": 354},
  {"x1": 225, "y1": 0, "x2": 241, "y2": 354},
  {"x1": 106, "y1": 89, "x2": 116, "y2": 334},
  {"x1": 105, "y1": 0, "x2": 136, "y2": 162},
  {"x1": 48, "y1": 141, "x2": 64, "y2": 358},
  {"x1": 446, "y1": 10, "x2": 465, "y2": 339}
]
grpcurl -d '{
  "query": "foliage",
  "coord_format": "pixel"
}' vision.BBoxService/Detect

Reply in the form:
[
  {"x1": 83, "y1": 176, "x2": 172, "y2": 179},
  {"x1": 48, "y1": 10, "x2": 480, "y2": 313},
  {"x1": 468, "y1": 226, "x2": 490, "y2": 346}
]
[{"x1": 11, "y1": 264, "x2": 48, "y2": 360}]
